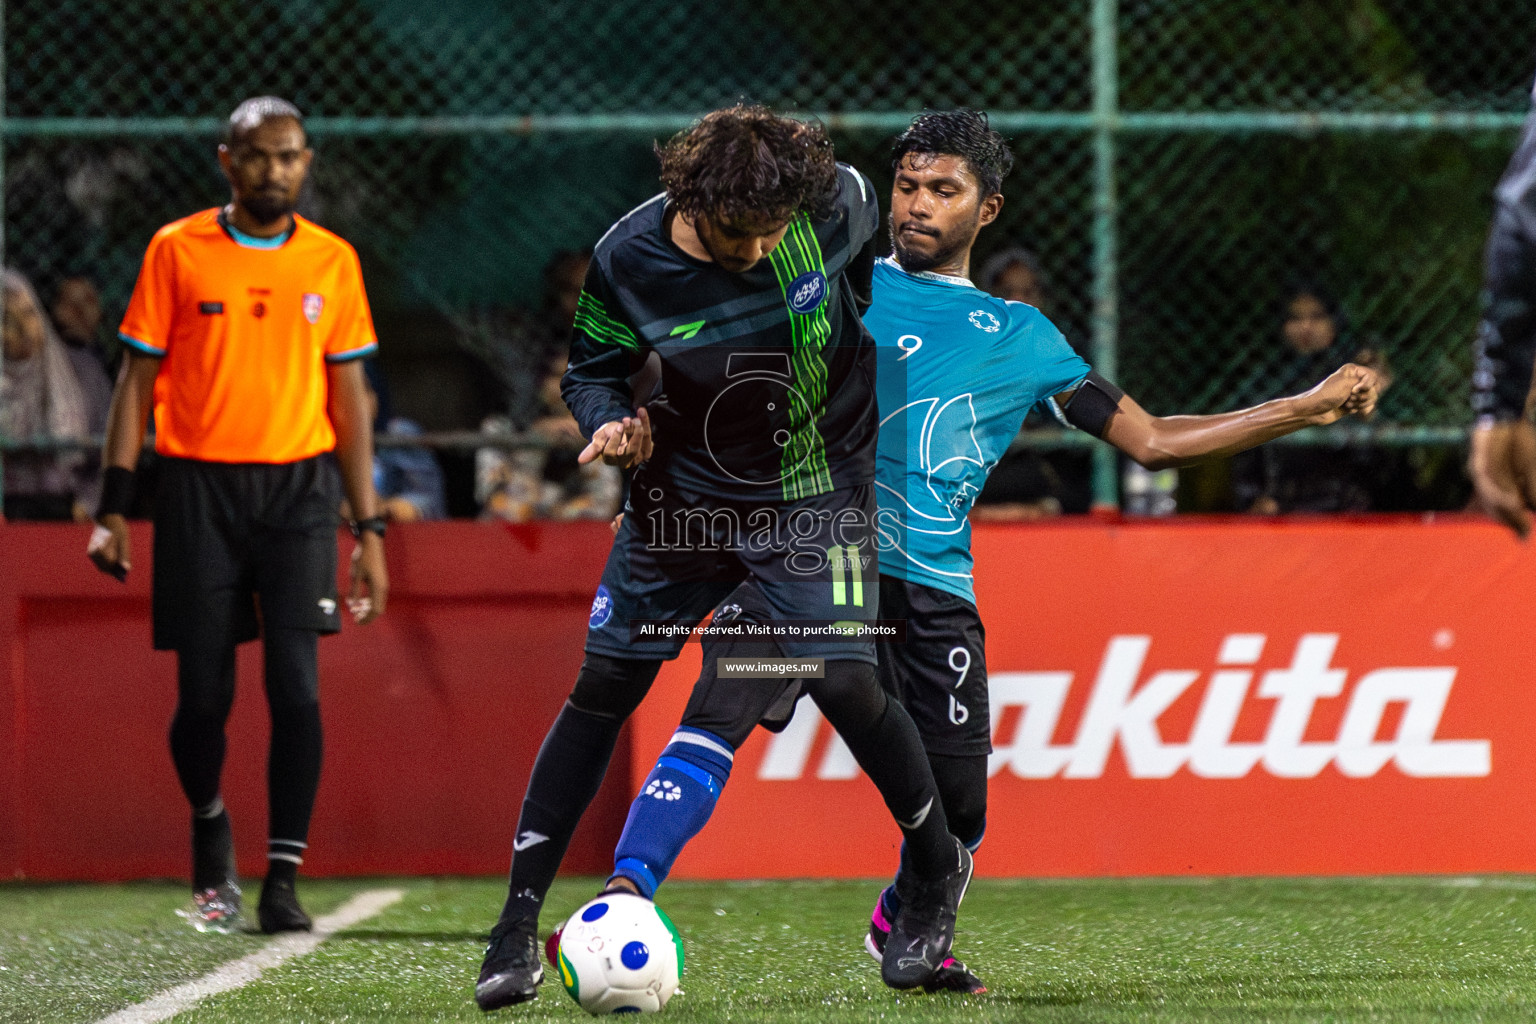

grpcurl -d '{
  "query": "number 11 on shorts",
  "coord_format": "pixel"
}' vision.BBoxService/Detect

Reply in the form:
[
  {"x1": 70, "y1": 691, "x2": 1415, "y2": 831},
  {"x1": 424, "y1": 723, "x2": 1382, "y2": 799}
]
[{"x1": 827, "y1": 545, "x2": 864, "y2": 607}]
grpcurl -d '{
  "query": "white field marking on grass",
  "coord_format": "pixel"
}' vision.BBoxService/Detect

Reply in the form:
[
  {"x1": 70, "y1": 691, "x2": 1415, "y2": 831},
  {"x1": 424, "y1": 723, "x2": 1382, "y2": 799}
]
[{"x1": 95, "y1": 887, "x2": 404, "y2": 1024}]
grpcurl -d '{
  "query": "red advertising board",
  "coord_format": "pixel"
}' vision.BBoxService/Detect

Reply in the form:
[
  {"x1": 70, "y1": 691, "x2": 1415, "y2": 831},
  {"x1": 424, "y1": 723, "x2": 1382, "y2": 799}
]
[
  {"x1": 5, "y1": 516, "x2": 1535, "y2": 880},
  {"x1": 0, "y1": 520, "x2": 629, "y2": 880},
  {"x1": 631, "y1": 516, "x2": 1536, "y2": 879}
]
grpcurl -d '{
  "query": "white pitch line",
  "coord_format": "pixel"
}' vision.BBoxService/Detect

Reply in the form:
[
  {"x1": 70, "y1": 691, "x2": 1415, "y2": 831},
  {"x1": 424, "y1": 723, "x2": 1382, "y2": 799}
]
[{"x1": 96, "y1": 887, "x2": 405, "y2": 1024}]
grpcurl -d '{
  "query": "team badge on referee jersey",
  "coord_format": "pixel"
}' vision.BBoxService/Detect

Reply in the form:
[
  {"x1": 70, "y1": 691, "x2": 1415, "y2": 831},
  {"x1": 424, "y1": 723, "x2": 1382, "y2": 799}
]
[{"x1": 302, "y1": 293, "x2": 325, "y2": 324}]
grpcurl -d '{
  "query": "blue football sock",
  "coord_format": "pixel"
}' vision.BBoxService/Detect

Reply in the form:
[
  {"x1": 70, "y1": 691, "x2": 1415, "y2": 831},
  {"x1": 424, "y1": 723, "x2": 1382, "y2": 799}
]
[{"x1": 612, "y1": 727, "x2": 734, "y2": 899}]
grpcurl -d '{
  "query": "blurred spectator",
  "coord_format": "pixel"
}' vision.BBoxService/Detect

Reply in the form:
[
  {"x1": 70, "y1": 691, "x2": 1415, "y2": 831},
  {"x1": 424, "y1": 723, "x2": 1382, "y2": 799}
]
[
  {"x1": 542, "y1": 249, "x2": 588, "y2": 341},
  {"x1": 454, "y1": 248, "x2": 593, "y2": 427},
  {"x1": 1229, "y1": 280, "x2": 1394, "y2": 513},
  {"x1": 471, "y1": 247, "x2": 621, "y2": 522},
  {"x1": 51, "y1": 274, "x2": 114, "y2": 406},
  {"x1": 970, "y1": 246, "x2": 1090, "y2": 517},
  {"x1": 1233, "y1": 281, "x2": 1393, "y2": 408},
  {"x1": 52, "y1": 274, "x2": 112, "y2": 370},
  {"x1": 978, "y1": 246, "x2": 1049, "y2": 311},
  {"x1": 1, "y1": 268, "x2": 97, "y2": 519},
  {"x1": 476, "y1": 346, "x2": 622, "y2": 522},
  {"x1": 364, "y1": 361, "x2": 446, "y2": 522},
  {"x1": 49, "y1": 274, "x2": 115, "y2": 499}
]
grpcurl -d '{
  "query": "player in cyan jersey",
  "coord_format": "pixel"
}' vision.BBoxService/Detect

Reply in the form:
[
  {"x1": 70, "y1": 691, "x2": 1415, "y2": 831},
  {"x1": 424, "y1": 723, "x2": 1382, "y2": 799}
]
[
  {"x1": 477, "y1": 106, "x2": 973, "y2": 1010},
  {"x1": 597, "y1": 110, "x2": 1381, "y2": 992}
]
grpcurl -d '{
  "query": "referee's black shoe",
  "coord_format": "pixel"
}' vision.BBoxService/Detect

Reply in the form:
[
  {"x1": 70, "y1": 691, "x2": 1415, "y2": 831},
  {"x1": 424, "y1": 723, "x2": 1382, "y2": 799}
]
[
  {"x1": 476, "y1": 917, "x2": 542, "y2": 1011},
  {"x1": 257, "y1": 878, "x2": 313, "y2": 934},
  {"x1": 881, "y1": 839, "x2": 973, "y2": 990}
]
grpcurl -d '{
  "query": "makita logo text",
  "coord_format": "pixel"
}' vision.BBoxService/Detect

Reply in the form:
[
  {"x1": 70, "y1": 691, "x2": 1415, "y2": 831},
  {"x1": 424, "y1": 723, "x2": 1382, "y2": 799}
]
[{"x1": 759, "y1": 634, "x2": 1491, "y2": 781}]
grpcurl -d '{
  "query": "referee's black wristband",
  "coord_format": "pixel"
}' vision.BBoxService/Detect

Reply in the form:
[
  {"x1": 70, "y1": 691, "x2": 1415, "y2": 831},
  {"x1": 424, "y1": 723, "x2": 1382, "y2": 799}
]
[
  {"x1": 350, "y1": 516, "x2": 387, "y2": 539},
  {"x1": 97, "y1": 466, "x2": 136, "y2": 519}
]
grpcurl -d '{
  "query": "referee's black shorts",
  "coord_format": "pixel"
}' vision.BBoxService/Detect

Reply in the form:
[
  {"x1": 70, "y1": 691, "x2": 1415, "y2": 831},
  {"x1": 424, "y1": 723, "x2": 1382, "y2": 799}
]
[{"x1": 152, "y1": 455, "x2": 342, "y2": 651}]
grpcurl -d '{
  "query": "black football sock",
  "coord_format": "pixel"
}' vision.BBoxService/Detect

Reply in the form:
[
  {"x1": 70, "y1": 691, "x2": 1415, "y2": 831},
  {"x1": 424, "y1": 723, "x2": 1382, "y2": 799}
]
[
  {"x1": 191, "y1": 799, "x2": 235, "y2": 890},
  {"x1": 266, "y1": 702, "x2": 321, "y2": 860},
  {"x1": 264, "y1": 629, "x2": 322, "y2": 865},
  {"x1": 805, "y1": 662, "x2": 954, "y2": 880},
  {"x1": 894, "y1": 751, "x2": 989, "y2": 897},
  {"x1": 930, "y1": 750, "x2": 989, "y2": 853},
  {"x1": 499, "y1": 703, "x2": 625, "y2": 926},
  {"x1": 265, "y1": 850, "x2": 299, "y2": 887},
  {"x1": 173, "y1": 636, "x2": 238, "y2": 892},
  {"x1": 170, "y1": 641, "x2": 237, "y2": 813}
]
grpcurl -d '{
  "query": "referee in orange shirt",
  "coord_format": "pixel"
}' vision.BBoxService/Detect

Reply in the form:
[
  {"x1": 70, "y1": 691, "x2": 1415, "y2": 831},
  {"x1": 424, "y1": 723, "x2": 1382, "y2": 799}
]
[{"x1": 87, "y1": 97, "x2": 388, "y2": 934}]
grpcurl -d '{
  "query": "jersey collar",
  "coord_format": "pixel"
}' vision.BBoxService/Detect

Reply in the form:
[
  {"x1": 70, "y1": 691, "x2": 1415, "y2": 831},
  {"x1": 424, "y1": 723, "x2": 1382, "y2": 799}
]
[
  {"x1": 878, "y1": 255, "x2": 975, "y2": 289},
  {"x1": 217, "y1": 208, "x2": 296, "y2": 249}
]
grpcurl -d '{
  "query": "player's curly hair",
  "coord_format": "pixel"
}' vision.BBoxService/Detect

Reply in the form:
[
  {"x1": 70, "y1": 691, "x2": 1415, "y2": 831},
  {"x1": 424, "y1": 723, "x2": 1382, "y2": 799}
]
[
  {"x1": 891, "y1": 109, "x2": 1015, "y2": 198},
  {"x1": 657, "y1": 105, "x2": 838, "y2": 225}
]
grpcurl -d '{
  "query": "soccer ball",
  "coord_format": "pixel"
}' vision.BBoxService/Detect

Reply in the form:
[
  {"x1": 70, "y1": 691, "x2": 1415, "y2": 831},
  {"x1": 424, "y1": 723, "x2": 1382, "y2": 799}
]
[{"x1": 556, "y1": 893, "x2": 684, "y2": 1014}]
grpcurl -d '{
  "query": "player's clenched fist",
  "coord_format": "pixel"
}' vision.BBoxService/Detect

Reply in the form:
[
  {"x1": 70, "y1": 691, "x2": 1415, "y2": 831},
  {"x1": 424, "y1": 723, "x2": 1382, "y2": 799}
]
[
  {"x1": 1297, "y1": 363, "x2": 1380, "y2": 425},
  {"x1": 579, "y1": 406, "x2": 652, "y2": 468}
]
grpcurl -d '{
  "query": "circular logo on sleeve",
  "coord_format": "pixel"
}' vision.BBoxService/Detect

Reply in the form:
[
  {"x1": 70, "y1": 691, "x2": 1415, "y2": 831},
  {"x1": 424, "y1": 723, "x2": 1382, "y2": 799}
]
[
  {"x1": 589, "y1": 584, "x2": 614, "y2": 628},
  {"x1": 787, "y1": 270, "x2": 828, "y2": 314}
]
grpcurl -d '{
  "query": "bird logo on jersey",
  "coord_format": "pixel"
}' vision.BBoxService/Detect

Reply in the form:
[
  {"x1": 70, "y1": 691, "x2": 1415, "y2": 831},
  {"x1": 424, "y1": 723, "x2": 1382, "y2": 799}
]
[
  {"x1": 302, "y1": 293, "x2": 325, "y2": 325},
  {"x1": 875, "y1": 395, "x2": 986, "y2": 536}
]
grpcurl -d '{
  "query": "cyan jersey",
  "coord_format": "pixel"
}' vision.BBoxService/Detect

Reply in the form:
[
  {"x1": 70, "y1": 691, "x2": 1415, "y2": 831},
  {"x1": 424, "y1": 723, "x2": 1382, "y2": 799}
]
[{"x1": 866, "y1": 257, "x2": 1090, "y2": 604}]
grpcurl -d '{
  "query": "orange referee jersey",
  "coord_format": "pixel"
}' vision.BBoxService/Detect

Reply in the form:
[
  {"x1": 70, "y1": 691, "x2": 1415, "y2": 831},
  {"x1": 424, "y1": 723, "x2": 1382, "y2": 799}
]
[{"x1": 118, "y1": 208, "x2": 378, "y2": 464}]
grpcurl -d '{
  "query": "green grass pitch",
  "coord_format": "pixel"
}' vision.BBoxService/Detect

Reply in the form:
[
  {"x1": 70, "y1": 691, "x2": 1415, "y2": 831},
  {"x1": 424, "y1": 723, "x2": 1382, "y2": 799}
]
[{"x1": 4, "y1": 876, "x2": 1536, "y2": 1022}]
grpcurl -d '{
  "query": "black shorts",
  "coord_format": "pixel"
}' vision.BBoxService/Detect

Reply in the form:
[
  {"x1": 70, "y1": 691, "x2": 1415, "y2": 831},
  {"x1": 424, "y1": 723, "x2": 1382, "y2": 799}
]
[
  {"x1": 152, "y1": 455, "x2": 342, "y2": 651},
  {"x1": 677, "y1": 573, "x2": 989, "y2": 755},
  {"x1": 875, "y1": 574, "x2": 989, "y2": 756},
  {"x1": 583, "y1": 470, "x2": 879, "y2": 664},
  {"x1": 679, "y1": 583, "x2": 805, "y2": 748}
]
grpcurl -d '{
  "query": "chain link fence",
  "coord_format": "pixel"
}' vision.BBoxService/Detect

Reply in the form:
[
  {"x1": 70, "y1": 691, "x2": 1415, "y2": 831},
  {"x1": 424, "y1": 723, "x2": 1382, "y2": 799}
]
[{"x1": 6, "y1": 0, "x2": 1536, "y2": 510}]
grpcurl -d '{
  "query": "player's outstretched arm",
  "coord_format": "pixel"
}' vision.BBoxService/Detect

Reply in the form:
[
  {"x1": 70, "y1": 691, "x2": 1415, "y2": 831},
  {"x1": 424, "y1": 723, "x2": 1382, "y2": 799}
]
[
  {"x1": 1469, "y1": 421, "x2": 1536, "y2": 539},
  {"x1": 1099, "y1": 363, "x2": 1380, "y2": 470},
  {"x1": 86, "y1": 352, "x2": 160, "y2": 579},
  {"x1": 328, "y1": 359, "x2": 389, "y2": 623}
]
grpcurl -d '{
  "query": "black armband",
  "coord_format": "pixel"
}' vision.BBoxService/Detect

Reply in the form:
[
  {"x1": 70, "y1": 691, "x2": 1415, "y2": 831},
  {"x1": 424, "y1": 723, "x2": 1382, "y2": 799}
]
[
  {"x1": 97, "y1": 466, "x2": 136, "y2": 518},
  {"x1": 1059, "y1": 371, "x2": 1125, "y2": 438},
  {"x1": 350, "y1": 516, "x2": 387, "y2": 539}
]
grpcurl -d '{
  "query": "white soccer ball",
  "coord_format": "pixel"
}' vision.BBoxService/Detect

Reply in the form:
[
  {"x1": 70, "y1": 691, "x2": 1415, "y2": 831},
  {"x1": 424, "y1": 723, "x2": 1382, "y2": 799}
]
[{"x1": 556, "y1": 892, "x2": 684, "y2": 1014}]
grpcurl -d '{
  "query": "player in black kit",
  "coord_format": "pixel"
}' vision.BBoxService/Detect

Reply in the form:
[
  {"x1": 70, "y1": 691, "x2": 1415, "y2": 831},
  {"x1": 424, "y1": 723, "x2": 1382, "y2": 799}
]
[
  {"x1": 1471, "y1": 79, "x2": 1536, "y2": 537},
  {"x1": 475, "y1": 106, "x2": 971, "y2": 1010}
]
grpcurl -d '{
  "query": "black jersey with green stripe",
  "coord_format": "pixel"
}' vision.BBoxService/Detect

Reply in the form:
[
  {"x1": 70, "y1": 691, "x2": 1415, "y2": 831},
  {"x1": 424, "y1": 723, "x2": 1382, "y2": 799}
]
[{"x1": 561, "y1": 163, "x2": 880, "y2": 501}]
